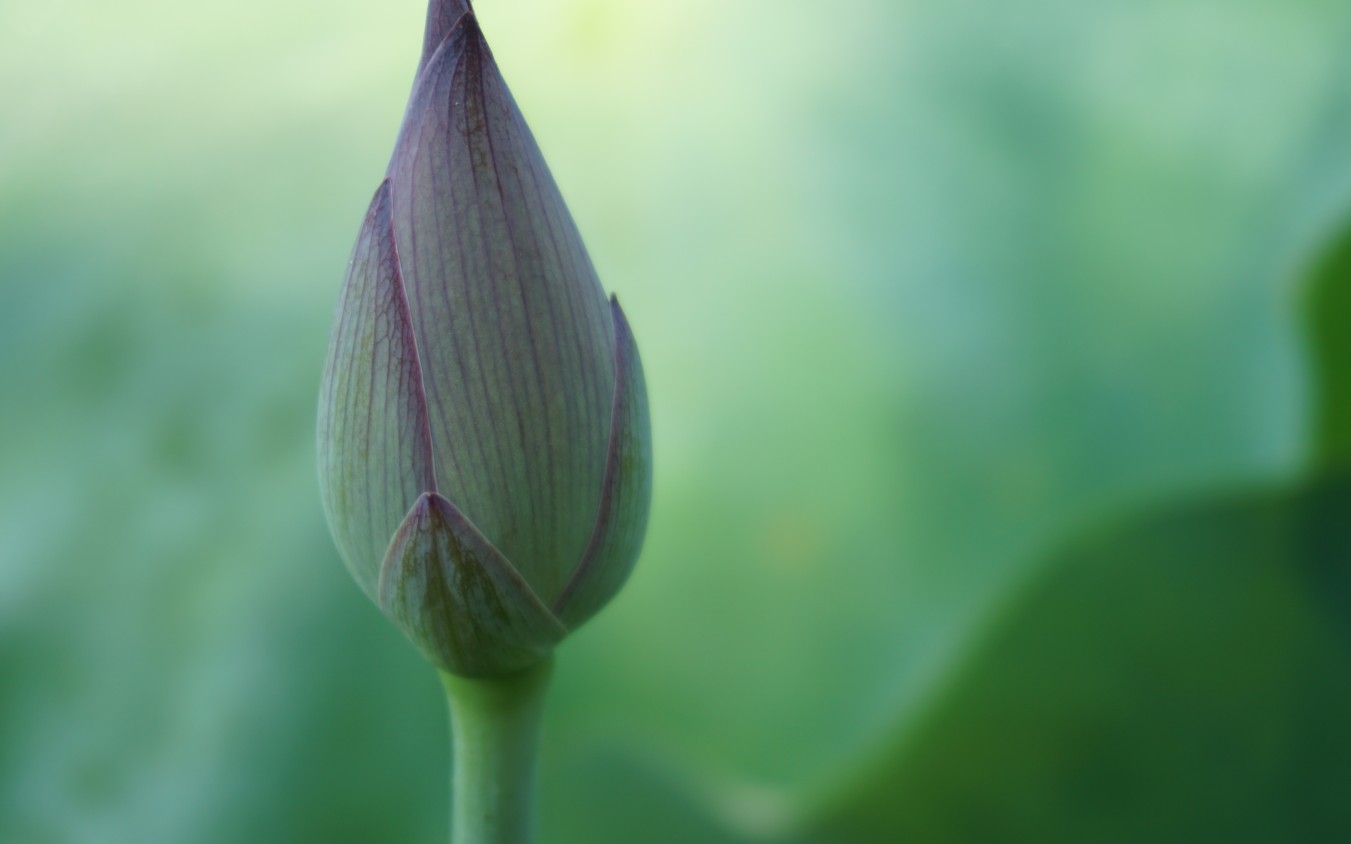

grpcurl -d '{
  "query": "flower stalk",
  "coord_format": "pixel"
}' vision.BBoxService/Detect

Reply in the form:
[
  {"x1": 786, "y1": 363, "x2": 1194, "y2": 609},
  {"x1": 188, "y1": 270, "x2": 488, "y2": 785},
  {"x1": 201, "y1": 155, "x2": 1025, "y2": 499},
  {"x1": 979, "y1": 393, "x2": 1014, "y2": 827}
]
[{"x1": 442, "y1": 659, "x2": 553, "y2": 844}]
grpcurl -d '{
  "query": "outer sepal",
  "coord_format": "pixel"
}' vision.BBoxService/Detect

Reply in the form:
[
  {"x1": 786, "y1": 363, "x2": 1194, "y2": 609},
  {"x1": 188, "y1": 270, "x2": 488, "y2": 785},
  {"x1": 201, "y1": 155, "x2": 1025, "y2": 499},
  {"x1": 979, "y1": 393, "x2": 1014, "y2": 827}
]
[
  {"x1": 379, "y1": 492, "x2": 568, "y2": 677},
  {"x1": 317, "y1": 180, "x2": 435, "y2": 599},
  {"x1": 553, "y1": 298, "x2": 653, "y2": 629}
]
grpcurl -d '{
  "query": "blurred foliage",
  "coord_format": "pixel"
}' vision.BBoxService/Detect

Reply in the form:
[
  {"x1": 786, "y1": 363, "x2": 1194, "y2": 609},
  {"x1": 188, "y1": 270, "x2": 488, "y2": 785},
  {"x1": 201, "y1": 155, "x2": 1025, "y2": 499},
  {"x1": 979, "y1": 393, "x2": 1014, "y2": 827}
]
[
  {"x1": 799, "y1": 474, "x2": 1351, "y2": 843},
  {"x1": 3, "y1": 0, "x2": 1351, "y2": 842},
  {"x1": 1306, "y1": 220, "x2": 1351, "y2": 471}
]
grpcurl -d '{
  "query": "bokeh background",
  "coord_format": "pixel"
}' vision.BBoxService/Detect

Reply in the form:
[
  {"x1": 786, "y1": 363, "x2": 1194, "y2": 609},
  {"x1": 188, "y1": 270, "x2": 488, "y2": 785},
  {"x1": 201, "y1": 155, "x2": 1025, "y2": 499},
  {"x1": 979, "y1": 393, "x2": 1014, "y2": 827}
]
[{"x1": 4, "y1": 0, "x2": 1351, "y2": 841}]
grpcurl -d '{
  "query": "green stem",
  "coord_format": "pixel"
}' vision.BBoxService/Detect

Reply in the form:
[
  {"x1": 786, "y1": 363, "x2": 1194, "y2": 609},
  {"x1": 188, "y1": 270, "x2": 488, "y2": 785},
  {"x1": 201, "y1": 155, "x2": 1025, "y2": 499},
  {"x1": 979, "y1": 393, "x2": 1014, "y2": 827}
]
[{"x1": 440, "y1": 658, "x2": 553, "y2": 844}]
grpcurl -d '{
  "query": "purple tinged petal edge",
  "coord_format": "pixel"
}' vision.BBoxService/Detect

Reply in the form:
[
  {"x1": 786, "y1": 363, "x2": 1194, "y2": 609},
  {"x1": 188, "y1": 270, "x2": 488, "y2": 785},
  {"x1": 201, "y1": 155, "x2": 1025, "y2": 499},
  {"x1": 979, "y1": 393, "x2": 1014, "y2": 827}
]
[
  {"x1": 317, "y1": 180, "x2": 437, "y2": 597},
  {"x1": 552, "y1": 296, "x2": 653, "y2": 628}
]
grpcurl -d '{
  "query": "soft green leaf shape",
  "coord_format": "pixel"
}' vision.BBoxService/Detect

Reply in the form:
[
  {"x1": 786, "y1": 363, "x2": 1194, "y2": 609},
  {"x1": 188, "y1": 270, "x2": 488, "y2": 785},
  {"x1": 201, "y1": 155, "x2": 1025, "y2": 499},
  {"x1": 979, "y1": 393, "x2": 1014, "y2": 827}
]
[
  {"x1": 782, "y1": 211, "x2": 1351, "y2": 844},
  {"x1": 1304, "y1": 218, "x2": 1351, "y2": 472},
  {"x1": 559, "y1": 475, "x2": 1351, "y2": 844},
  {"x1": 796, "y1": 474, "x2": 1351, "y2": 843}
]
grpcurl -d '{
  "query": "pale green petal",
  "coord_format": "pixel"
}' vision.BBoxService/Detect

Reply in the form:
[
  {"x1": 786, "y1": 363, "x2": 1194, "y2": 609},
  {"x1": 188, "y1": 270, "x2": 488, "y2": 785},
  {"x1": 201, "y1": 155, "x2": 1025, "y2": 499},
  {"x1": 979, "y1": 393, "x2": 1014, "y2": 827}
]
[
  {"x1": 379, "y1": 492, "x2": 567, "y2": 677},
  {"x1": 554, "y1": 298, "x2": 653, "y2": 630},
  {"x1": 317, "y1": 180, "x2": 436, "y2": 598}
]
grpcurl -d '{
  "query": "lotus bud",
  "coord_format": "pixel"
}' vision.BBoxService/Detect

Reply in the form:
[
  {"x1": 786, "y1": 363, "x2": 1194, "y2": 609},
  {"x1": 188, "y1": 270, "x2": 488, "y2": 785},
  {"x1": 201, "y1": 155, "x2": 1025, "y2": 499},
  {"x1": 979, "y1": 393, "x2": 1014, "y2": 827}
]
[{"x1": 317, "y1": 0, "x2": 651, "y2": 678}]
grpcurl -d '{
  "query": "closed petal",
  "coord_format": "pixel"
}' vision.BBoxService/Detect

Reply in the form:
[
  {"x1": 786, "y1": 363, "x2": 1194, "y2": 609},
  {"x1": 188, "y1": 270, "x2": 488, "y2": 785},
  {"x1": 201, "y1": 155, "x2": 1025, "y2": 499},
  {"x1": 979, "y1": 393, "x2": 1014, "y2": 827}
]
[
  {"x1": 553, "y1": 298, "x2": 653, "y2": 629},
  {"x1": 380, "y1": 492, "x2": 568, "y2": 677},
  {"x1": 387, "y1": 14, "x2": 617, "y2": 602},
  {"x1": 318, "y1": 180, "x2": 436, "y2": 598}
]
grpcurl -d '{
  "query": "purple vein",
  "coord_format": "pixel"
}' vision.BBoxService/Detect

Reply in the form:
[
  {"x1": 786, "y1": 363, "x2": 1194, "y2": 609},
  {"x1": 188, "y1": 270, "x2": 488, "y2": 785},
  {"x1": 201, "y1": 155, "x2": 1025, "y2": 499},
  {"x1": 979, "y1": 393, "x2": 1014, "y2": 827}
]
[
  {"x1": 385, "y1": 185, "x2": 440, "y2": 495},
  {"x1": 513, "y1": 99, "x2": 605, "y2": 459},
  {"x1": 472, "y1": 33, "x2": 559, "y2": 572},
  {"x1": 452, "y1": 38, "x2": 518, "y2": 526}
]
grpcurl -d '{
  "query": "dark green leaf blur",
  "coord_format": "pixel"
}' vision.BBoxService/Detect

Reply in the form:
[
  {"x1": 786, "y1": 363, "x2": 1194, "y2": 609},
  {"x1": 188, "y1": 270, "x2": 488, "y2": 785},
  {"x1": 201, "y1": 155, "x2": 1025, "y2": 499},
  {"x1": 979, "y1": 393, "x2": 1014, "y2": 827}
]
[{"x1": 3, "y1": 1, "x2": 1350, "y2": 841}]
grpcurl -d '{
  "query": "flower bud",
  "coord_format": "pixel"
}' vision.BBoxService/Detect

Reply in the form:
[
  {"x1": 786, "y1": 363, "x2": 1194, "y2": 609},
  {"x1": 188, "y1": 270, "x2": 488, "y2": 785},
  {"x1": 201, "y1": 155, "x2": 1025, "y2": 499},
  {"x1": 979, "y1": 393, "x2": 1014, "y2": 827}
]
[{"x1": 318, "y1": 0, "x2": 651, "y2": 677}]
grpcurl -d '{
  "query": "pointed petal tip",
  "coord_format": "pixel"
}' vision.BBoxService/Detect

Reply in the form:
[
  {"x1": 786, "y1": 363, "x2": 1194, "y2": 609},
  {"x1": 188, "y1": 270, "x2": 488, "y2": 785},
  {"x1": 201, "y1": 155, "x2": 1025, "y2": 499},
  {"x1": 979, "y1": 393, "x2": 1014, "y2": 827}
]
[
  {"x1": 356, "y1": 179, "x2": 393, "y2": 240},
  {"x1": 407, "y1": 488, "x2": 438, "y2": 519},
  {"x1": 609, "y1": 295, "x2": 633, "y2": 340}
]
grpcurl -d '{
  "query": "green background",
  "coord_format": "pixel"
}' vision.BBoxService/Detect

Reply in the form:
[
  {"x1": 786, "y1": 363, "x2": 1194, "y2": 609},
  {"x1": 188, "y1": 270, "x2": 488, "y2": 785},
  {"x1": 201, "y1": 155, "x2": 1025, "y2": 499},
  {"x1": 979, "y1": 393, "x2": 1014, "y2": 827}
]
[{"x1": 3, "y1": 0, "x2": 1351, "y2": 841}]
